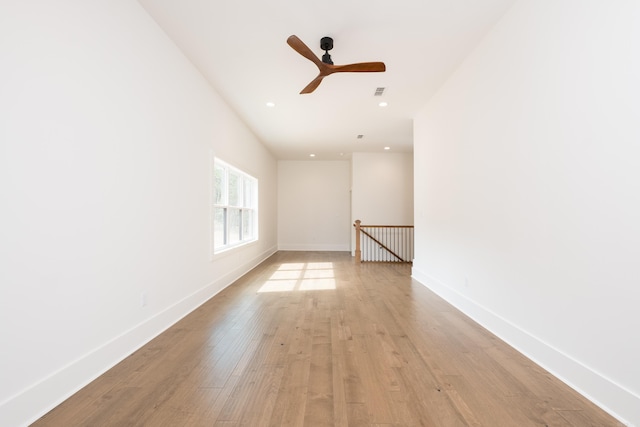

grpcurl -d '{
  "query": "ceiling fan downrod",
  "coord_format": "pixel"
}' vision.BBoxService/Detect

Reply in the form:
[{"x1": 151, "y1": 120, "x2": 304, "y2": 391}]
[{"x1": 320, "y1": 36, "x2": 333, "y2": 64}]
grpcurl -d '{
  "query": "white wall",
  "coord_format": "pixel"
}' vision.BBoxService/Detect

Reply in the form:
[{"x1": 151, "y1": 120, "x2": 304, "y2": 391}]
[
  {"x1": 351, "y1": 152, "x2": 414, "y2": 254},
  {"x1": 278, "y1": 160, "x2": 351, "y2": 251},
  {"x1": 352, "y1": 152, "x2": 414, "y2": 225},
  {"x1": 0, "y1": 1, "x2": 277, "y2": 426},
  {"x1": 413, "y1": 1, "x2": 640, "y2": 425}
]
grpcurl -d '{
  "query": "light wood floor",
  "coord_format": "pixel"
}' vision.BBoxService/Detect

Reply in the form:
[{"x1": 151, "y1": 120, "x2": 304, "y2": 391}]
[{"x1": 33, "y1": 251, "x2": 623, "y2": 426}]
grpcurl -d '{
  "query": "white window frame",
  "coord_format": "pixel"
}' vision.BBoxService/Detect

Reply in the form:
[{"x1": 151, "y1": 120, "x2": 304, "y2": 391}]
[{"x1": 212, "y1": 158, "x2": 258, "y2": 255}]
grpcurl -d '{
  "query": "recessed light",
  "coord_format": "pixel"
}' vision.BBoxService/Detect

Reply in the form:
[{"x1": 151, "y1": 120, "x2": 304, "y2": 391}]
[
  {"x1": 266, "y1": 102, "x2": 276, "y2": 107},
  {"x1": 384, "y1": 146, "x2": 391, "y2": 150},
  {"x1": 379, "y1": 102, "x2": 388, "y2": 107},
  {"x1": 309, "y1": 154, "x2": 316, "y2": 157}
]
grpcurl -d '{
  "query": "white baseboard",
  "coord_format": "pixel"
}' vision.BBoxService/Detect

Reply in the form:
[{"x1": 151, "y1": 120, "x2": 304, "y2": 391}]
[
  {"x1": 278, "y1": 243, "x2": 350, "y2": 251},
  {"x1": 411, "y1": 267, "x2": 639, "y2": 427},
  {"x1": 1, "y1": 246, "x2": 277, "y2": 427}
]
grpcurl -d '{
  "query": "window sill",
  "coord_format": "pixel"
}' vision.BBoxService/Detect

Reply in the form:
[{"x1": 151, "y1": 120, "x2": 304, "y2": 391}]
[{"x1": 211, "y1": 238, "x2": 258, "y2": 261}]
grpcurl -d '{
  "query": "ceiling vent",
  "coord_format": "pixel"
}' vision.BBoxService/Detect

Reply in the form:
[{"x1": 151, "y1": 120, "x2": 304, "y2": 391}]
[{"x1": 374, "y1": 87, "x2": 385, "y2": 96}]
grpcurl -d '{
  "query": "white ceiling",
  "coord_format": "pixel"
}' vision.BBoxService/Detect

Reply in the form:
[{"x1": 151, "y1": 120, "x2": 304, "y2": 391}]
[{"x1": 137, "y1": 0, "x2": 515, "y2": 160}]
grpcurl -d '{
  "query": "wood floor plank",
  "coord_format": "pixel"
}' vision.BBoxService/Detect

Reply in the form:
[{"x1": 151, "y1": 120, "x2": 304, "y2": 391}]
[
  {"x1": 268, "y1": 354, "x2": 311, "y2": 427},
  {"x1": 190, "y1": 377, "x2": 241, "y2": 425},
  {"x1": 330, "y1": 352, "x2": 349, "y2": 427},
  {"x1": 32, "y1": 251, "x2": 624, "y2": 426}
]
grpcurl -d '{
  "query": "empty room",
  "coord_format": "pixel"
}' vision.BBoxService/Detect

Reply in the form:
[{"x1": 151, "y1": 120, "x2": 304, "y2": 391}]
[{"x1": 1, "y1": 0, "x2": 639, "y2": 426}]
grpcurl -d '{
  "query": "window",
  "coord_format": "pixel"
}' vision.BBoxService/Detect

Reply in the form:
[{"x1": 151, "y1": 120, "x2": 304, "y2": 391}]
[{"x1": 213, "y1": 158, "x2": 258, "y2": 253}]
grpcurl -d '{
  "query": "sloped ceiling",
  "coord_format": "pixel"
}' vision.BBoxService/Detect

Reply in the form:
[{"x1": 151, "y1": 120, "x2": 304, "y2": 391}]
[{"x1": 138, "y1": 0, "x2": 515, "y2": 160}]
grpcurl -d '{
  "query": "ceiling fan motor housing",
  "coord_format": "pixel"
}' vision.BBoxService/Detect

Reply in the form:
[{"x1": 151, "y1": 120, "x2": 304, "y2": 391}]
[{"x1": 320, "y1": 36, "x2": 333, "y2": 51}]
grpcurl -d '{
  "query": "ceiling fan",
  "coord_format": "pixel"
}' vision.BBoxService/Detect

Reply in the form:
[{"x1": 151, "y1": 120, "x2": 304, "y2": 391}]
[{"x1": 287, "y1": 35, "x2": 386, "y2": 94}]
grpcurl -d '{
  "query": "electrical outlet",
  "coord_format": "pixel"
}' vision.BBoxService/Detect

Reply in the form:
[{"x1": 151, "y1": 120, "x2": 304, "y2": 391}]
[
  {"x1": 140, "y1": 292, "x2": 147, "y2": 307},
  {"x1": 464, "y1": 276, "x2": 469, "y2": 288}
]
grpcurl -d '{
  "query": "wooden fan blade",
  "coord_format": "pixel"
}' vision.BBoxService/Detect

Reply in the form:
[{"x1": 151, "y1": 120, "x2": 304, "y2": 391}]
[
  {"x1": 300, "y1": 75, "x2": 325, "y2": 94},
  {"x1": 332, "y1": 62, "x2": 386, "y2": 73},
  {"x1": 287, "y1": 35, "x2": 323, "y2": 68}
]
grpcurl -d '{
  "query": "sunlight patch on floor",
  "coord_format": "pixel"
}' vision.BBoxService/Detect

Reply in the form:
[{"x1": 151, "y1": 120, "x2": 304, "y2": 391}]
[{"x1": 257, "y1": 262, "x2": 337, "y2": 293}]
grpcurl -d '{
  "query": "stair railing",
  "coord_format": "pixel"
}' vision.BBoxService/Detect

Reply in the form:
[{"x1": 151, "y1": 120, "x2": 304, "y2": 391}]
[{"x1": 354, "y1": 219, "x2": 414, "y2": 263}]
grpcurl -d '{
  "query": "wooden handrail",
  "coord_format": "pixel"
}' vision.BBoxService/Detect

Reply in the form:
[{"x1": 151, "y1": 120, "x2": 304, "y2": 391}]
[{"x1": 354, "y1": 225, "x2": 414, "y2": 228}]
